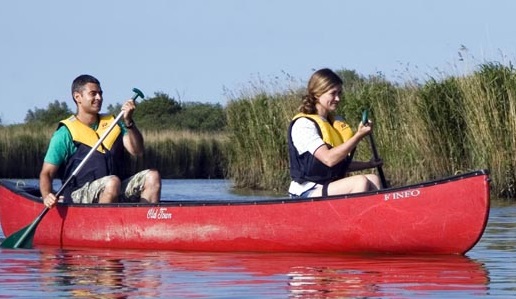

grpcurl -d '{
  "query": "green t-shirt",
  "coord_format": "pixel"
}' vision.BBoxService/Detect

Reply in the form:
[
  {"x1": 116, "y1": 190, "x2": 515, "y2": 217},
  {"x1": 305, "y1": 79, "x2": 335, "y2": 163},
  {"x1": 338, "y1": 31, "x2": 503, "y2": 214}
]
[{"x1": 43, "y1": 121, "x2": 128, "y2": 166}]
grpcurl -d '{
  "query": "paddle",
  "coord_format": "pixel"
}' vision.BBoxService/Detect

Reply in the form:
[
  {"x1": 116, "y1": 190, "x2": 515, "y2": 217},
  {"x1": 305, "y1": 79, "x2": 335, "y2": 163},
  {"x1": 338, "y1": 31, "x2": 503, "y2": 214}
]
[
  {"x1": 1, "y1": 88, "x2": 145, "y2": 249},
  {"x1": 362, "y1": 110, "x2": 388, "y2": 188}
]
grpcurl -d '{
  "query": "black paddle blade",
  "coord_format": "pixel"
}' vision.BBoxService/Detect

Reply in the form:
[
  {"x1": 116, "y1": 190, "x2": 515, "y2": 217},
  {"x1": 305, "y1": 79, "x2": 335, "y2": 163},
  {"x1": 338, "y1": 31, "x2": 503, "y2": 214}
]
[{"x1": 0, "y1": 224, "x2": 35, "y2": 249}]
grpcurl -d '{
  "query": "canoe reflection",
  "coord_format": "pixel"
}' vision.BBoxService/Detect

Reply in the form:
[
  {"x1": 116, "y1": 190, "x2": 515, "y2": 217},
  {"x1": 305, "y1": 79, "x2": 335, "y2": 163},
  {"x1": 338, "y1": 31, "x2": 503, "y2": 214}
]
[
  {"x1": 36, "y1": 248, "x2": 488, "y2": 298},
  {"x1": 284, "y1": 255, "x2": 488, "y2": 298},
  {"x1": 169, "y1": 252, "x2": 489, "y2": 297},
  {"x1": 39, "y1": 249, "x2": 161, "y2": 298}
]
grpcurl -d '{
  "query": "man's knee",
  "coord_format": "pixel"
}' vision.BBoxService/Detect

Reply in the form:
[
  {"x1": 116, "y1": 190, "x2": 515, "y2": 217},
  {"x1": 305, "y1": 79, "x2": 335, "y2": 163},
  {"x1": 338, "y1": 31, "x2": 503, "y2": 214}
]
[
  {"x1": 145, "y1": 169, "x2": 161, "y2": 187},
  {"x1": 97, "y1": 175, "x2": 122, "y2": 203},
  {"x1": 104, "y1": 175, "x2": 121, "y2": 191}
]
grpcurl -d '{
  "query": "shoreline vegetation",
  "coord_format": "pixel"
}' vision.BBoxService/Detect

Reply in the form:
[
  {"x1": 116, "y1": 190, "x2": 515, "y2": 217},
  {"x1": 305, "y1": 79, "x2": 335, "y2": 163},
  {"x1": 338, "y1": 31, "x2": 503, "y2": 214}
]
[
  {"x1": 1, "y1": 59, "x2": 516, "y2": 200},
  {"x1": 0, "y1": 127, "x2": 227, "y2": 181}
]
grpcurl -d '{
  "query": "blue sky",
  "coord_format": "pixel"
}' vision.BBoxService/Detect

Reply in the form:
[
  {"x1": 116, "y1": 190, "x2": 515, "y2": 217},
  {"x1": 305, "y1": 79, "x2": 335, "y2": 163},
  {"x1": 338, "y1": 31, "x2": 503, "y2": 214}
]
[{"x1": 1, "y1": 0, "x2": 515, "y2": 124}]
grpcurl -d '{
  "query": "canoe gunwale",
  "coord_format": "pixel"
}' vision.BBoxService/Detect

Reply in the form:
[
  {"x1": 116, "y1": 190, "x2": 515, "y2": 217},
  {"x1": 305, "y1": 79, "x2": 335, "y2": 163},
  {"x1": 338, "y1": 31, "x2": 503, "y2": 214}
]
[{"x1": 0, "y1": 169, "x2": 490, "y2": 207}]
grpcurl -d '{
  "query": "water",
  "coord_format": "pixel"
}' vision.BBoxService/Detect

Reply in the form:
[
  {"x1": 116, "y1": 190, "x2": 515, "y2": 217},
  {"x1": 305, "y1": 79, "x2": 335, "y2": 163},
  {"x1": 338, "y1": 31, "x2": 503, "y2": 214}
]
[{"x1": 1, "y1": 179, "x2": 515, "y2": 298}]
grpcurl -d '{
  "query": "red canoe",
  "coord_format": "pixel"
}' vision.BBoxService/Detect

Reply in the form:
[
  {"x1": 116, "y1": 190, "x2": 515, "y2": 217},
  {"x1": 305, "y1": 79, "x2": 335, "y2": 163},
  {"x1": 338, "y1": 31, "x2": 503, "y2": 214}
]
[{"x1": 0, "y1": 170, "x2": 490, "y2": 254}]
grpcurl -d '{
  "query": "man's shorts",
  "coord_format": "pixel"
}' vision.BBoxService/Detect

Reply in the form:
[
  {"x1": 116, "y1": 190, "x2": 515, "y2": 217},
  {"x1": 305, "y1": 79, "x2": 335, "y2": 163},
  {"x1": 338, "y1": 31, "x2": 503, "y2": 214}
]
[{"x1": 71, "y1": 170, "x2": 150, "y2": 204}]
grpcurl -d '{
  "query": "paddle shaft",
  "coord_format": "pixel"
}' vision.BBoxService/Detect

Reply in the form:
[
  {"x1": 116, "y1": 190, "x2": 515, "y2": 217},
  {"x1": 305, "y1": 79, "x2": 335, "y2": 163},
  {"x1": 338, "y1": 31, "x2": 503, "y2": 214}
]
[
  {"x1": 362, "y1": 110, "x2": 388, "y2": 188},
  {"x1": 368, "y1": 133, "x2": 388, "y2": 188},
  {"x1": 6, "y1": 89, "x2": 144, "y2": 249}
]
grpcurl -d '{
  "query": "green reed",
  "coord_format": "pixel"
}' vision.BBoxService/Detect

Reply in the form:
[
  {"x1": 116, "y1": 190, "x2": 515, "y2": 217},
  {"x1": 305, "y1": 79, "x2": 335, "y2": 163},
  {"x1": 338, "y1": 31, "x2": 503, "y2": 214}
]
[
  {"x1": 458, "y1": 63, "x2": 516, "y2": 197},
  {"x1": 225, "y1": 92, "x2": 298, "y2": 191},
  {"x1": 0, "y1": 126, "x2": 227, "y2": 180},
  {"x1": 0, "y1": 125, "x2": 50, "y2": 178},
  {"x1": 139, "y1": 134, "x2": 227, "y2": 179}
]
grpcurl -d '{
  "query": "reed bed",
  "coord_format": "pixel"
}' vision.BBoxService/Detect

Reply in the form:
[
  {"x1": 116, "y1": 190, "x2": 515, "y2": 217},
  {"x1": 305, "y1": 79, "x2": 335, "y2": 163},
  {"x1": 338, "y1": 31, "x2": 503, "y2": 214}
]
[
  {"x1": 0, "y1": 125, "x2": 50, "y2": 178},
  {"x1": 225, "y1": 92, "x2": 298, "y2": 190},
  {"x1": 137, "y1": 129, "x2": 228, "y2": 179},
  {"x1": 0, "y1": 126, "x2": 227, "y2": 180}
]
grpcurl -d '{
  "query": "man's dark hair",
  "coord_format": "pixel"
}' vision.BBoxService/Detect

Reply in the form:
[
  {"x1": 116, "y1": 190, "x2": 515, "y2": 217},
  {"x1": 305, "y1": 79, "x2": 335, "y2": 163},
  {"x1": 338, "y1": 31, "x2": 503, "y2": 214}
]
[{"x1": 71, "y1": 74, "x2": 100, "y2": 96}]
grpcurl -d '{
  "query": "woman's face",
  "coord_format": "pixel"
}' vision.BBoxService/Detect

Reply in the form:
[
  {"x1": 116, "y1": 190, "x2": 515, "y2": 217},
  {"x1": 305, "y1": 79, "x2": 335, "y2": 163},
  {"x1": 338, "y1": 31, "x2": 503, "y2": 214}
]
[{"x1": 316, "y1": 86, "x2": 342, "y2": 116}]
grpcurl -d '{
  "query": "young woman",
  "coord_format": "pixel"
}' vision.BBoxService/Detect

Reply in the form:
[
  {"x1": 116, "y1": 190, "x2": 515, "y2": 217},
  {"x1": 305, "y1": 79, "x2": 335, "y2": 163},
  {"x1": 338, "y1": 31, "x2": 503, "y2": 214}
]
[{"x1": 288, "y1": 68, "x2": 382, "y2": 198}]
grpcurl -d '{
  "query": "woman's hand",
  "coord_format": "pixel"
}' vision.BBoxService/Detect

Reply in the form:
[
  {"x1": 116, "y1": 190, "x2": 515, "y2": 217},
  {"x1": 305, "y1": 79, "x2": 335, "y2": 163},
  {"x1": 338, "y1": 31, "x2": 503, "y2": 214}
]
[{"x1": 356, "y1": 120, "x2": 373, "y2": 138}]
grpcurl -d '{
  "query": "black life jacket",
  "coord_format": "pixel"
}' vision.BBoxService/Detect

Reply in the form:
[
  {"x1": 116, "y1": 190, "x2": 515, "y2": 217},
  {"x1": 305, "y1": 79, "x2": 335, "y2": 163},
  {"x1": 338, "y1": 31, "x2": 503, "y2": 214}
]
[
  {"x1": 288, "y1": 113, "x2": 355, "y2": 185},
  {"x1": 59, "y1": 114, "x2": 123, "y2": 201}
]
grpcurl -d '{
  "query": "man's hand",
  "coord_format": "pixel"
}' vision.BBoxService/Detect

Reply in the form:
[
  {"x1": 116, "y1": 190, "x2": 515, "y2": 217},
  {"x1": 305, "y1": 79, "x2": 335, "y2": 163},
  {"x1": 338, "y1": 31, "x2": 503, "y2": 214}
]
[
  {"x1": 122, "y1": 99, "x2": 136, "y2": 127},
  {"x1": 43, "y1": 193, "x2": 59, "y2": 208}
]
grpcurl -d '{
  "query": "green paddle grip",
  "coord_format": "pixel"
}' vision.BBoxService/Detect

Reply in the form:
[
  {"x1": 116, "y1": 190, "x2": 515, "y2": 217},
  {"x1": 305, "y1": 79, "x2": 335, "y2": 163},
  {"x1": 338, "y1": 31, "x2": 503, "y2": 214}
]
[
  {"x1": 132, "y1": 88, "x2": 145, "y2": 100},
  {"x1": 362, "y1": 110, "x2": 369, "y2": 125}
]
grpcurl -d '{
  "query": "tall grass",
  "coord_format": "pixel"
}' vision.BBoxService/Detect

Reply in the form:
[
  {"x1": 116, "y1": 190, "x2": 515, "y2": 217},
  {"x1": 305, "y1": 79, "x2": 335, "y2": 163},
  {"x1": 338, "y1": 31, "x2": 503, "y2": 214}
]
[
  {"x1": 225, "y1": 92, "x2": 298, "y2": 190},
  {"x1": 459, "y1": 63, "x2": 516, "y2": 197},
  {"x1": 139, "y1": 130, "x2": 227, "y2": 179},
  {"x1": 0, "y1": 125, "x2": 49, "y2": 178},
  {"x1": 0, "y1": 126, "x2": 227, "y2": 180}
]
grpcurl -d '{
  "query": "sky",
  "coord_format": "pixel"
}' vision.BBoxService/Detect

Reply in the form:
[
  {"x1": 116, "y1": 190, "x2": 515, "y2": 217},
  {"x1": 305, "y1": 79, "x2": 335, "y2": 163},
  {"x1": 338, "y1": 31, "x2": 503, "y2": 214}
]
[{"x1": 1, "y1": 0, "x2": 515, "y2": 124}]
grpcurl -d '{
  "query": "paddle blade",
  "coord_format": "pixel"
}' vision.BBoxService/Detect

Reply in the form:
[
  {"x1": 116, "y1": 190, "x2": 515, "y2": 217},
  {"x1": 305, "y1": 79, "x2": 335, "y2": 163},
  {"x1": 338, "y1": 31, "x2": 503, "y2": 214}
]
[
  {"x1": 1, "y1": 224, "x2": 35, "y2": 249},
  {"x1": 1, "y1": 207, "x2": 48, "y2": 249}
]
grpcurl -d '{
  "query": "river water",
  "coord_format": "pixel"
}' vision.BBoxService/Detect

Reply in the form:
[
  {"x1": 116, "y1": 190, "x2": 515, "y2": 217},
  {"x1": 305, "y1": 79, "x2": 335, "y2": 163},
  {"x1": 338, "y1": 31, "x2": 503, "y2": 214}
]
[{"x1": 0, "y1": 179, "x2": 515, "y2": 298}]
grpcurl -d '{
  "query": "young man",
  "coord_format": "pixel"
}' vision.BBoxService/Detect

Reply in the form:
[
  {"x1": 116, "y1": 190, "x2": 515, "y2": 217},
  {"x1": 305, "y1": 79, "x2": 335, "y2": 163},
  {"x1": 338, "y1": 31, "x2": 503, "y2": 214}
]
[{"x1": 41, "y1": 74, "x2": 161, "y2": 207}]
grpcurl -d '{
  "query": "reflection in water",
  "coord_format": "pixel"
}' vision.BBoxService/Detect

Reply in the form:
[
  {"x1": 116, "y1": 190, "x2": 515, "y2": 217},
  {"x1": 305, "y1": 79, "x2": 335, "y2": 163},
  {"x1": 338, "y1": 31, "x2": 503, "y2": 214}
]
[
  {"x1": 285, "y1": 255, "x2": 488, "y2": 298},
  {"x1": 0, "y1": 247, "x2": 487, "y2": 298},
  {"x1": 169, "y1": 253, "x2": 488, "y2": 298},
  {"x1": 38, "y1": 249, "x2": 161, "y2": 298}
]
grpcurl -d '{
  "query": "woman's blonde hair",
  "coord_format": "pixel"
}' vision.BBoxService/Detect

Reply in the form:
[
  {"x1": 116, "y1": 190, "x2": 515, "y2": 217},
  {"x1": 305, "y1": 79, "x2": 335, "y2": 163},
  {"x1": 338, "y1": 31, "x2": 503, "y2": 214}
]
[{"x1": 298, "y1": 68, "x2": 343, "y2": 115}]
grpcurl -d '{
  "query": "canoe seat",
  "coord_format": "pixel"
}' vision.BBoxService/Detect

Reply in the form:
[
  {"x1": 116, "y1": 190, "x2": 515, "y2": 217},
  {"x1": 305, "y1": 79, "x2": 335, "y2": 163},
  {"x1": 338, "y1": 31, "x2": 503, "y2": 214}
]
[{"x1": 7, "y1": 180, "x2": 42, "y2": 198}]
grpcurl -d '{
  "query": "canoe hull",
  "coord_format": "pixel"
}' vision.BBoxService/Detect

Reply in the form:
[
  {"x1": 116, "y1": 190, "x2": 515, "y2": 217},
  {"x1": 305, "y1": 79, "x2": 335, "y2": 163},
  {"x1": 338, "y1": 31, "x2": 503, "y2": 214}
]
[{"x1": 0, "y1": 170, "x2": 490, "y2": 254}]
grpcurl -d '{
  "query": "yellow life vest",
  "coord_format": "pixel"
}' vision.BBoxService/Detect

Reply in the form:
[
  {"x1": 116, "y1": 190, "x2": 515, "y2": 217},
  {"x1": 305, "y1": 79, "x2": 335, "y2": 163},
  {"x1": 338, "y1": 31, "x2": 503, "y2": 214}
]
[
  {"x1": 60, "y1": 114, "x2": 121, "y2": 153},
  {"x1": 292, "y1": 113, "x2": 354, "y2": 147}
]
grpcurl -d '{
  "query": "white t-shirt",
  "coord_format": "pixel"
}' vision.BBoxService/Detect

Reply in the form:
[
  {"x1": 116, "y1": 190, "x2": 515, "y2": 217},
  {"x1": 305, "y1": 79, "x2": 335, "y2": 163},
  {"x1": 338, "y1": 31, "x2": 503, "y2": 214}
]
[{"x1": 288, "y1": 117, "x2": 326, "y2": 196}]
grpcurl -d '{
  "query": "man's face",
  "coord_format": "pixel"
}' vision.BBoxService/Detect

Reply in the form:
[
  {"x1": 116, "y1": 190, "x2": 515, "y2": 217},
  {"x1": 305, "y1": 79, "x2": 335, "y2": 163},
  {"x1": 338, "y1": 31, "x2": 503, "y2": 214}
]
[{"x1": 74, "y1": 83, "x2": 103, "y2": 114}]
